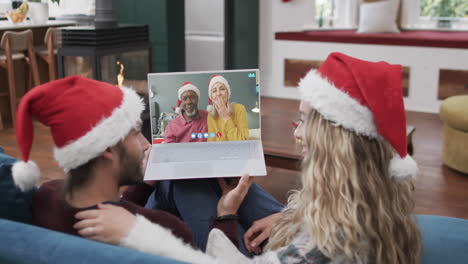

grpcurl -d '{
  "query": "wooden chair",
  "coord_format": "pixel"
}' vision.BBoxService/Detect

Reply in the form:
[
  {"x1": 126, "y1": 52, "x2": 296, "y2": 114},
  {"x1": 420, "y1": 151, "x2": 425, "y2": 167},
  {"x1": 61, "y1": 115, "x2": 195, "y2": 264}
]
[
  {"x1": 0, "y1": 29, "x2": 40, "y2": 128},
  {"x1": 35, "y1": 27, "x2": 61, "y2": 81}
]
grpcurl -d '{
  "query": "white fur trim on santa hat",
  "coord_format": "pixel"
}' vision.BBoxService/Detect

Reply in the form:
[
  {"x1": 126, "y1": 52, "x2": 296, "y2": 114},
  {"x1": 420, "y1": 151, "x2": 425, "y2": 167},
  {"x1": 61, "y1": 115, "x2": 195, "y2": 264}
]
[
  {"x1": 54, "y1": 87, "x2": 144, "y2": 172},
  {"x1": 389, "y1": 154, "x2": 418, "y2": 180},
  {"x1": 206, "y1": 229, "x2": 253, "y2": 263},
  {"x1": 298, "y1": 70, "x2": 379, "y2": 139},
  {"x1": 12, "y1": 160, "x2": 40, "y2": 192},
  {"x1": 178, "y1": 83, "x2": 200, "y2": 100},
  {"x1": 208, "y1": 76, "x2": 231, "y2": 100},
  {"x1": 121, "y1": 215, "x2": 218, "y2": 264}
]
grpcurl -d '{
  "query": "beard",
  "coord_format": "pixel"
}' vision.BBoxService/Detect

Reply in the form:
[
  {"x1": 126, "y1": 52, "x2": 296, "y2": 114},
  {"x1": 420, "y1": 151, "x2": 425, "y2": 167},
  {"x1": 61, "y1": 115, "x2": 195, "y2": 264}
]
[
  {"x1": 183, "y1": 104, "x2": 199, "y2": 118},
  {"x1": 116, "y1": 145, "x2": 144, "y2": 186}
]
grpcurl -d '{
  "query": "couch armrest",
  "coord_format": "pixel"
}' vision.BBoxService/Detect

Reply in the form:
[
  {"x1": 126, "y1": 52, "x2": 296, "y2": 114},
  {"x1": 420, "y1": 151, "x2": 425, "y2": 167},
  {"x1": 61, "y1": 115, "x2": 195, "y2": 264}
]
[{"x1": 417, "y1": 214, "x2": 468, "y2": 264}]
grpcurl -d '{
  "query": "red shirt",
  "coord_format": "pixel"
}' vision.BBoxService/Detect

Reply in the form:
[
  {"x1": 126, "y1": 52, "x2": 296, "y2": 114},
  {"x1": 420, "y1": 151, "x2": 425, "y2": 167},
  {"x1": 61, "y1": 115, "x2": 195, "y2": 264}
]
[
  {"x1": 32, "y1": 180, "x2": 238, "y2": 247},
  {"x1": 163, "y1": 110, "x2": 208, "y2": 143}
]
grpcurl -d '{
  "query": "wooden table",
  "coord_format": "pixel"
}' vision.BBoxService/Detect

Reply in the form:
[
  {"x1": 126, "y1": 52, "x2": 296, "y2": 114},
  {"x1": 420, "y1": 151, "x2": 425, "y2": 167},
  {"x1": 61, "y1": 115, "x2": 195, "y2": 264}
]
[{"x1": 261, "y1": 97, "x2": 302, "y2": 170}]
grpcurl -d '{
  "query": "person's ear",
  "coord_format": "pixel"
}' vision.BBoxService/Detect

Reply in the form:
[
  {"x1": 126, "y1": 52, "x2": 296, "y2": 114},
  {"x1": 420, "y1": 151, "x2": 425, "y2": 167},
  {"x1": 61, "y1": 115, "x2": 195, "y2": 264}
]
[{"x1": 102, "y1": 146, "x2": 118, "y2": 161}]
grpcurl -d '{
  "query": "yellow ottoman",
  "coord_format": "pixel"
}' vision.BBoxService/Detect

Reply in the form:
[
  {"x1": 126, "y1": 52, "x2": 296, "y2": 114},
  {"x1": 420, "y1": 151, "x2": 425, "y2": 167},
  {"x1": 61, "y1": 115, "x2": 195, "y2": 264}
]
[{"x1": 439, "y1": 95, "x2": 468, "y2": 174}]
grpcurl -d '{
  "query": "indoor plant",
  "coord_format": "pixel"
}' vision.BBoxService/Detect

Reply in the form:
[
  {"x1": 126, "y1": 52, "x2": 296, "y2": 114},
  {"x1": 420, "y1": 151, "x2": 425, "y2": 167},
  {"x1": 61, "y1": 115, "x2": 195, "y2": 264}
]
[{"x1": 28, "y1": 0, "x2": 49, "y2": 24}]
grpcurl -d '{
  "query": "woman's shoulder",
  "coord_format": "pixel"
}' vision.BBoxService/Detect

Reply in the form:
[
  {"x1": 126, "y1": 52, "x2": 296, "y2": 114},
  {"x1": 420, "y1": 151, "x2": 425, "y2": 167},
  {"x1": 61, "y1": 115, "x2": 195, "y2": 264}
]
[{"x1": 231, "y1": 103, "x2": 246, "y2": 113}]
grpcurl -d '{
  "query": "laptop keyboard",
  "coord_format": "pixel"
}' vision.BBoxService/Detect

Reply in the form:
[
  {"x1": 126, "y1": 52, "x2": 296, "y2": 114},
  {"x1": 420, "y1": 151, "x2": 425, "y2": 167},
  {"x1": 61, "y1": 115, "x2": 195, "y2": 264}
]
[{"x1": 152, "y1": 141, "x2": 262, "y2": 163}]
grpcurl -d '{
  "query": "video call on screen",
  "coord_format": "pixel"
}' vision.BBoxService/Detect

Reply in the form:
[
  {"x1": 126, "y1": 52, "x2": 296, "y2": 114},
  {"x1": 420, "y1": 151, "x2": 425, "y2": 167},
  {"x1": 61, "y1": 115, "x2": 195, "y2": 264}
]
[{"x1": 147, "y1": 70, "x2": 261, "y2": 144}]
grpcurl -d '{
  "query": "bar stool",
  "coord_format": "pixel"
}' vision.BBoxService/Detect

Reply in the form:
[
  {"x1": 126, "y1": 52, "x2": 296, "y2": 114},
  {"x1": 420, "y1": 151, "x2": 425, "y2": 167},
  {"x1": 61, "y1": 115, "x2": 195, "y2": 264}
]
[
  {"x1": 0, "y1": 29, "x2": 40, "y2": 128},
  {"x1": 35, "y1": 27, "x2": 61, "y2": 81}
]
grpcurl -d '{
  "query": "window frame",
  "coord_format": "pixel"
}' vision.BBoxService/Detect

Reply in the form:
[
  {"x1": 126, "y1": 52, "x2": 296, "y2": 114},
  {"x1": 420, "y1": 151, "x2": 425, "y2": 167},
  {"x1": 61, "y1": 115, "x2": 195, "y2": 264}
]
[{"x1": 402, "y1": 0, "x2": 468, "y2": 30}]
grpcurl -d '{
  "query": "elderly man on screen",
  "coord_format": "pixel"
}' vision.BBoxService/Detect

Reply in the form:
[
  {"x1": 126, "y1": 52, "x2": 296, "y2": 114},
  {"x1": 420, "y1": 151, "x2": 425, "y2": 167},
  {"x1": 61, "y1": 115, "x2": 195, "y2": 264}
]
[{"x1": 163, "y1": 82, "x2": 208, "y2": 143}]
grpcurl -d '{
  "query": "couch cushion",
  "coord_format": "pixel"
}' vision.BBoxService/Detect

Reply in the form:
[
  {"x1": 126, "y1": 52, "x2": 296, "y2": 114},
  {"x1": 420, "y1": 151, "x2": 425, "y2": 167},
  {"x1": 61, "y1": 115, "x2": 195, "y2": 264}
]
[
  {"x1": 0, "y1": 219, "x2": 186, "y2": 264},
  {"x1": 0, "y1": 151, "x2": 36, "y2": 223},
  {"x1": 417, "y1": 214, "x2": 468, "y2": 264},
  {"x1": 439, "y1": 95, "x2": 468, "y2": 132}
]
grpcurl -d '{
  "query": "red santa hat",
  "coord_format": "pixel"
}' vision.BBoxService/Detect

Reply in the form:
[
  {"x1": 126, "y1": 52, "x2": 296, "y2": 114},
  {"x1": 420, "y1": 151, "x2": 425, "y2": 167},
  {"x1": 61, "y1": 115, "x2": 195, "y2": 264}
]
[
  {"x1": 298, "y1": 52, "x2": 417, "y2": 180},
  {"x1": 175, "y1": 82, "x2": 200, "y2": 114},
  {"x1": 207, "y1": 75, "x2": 231, "y2": 112},
  {"x1": 12, "y1": 76, "x2": 144, "y2": 191}
]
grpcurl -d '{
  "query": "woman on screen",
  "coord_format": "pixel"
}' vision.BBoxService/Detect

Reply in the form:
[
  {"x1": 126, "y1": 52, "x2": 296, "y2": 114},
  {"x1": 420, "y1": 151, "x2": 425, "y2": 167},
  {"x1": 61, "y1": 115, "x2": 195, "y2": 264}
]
[{"x1": 207, "y1": 75, "x2": 249, "y2": 141}]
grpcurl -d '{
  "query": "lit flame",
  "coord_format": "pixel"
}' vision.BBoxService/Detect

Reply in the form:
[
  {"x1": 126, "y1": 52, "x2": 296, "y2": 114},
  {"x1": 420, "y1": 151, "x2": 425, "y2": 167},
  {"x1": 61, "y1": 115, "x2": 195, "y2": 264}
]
[{"x1": 117, "y1": 61, "x2": 124, "y2": 88}]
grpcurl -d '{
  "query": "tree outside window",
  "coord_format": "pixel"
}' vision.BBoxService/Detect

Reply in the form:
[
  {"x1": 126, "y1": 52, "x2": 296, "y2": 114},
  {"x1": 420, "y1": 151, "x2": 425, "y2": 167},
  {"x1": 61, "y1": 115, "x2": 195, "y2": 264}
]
[
  {"x1": 421, "y1": 0, "x2": 468, "y2": 18},
  {"x1": 420, "y1": 0, "x2": 468, "y2": 28},
  {"x1": 315, "y1": 0, "x2": 334, "y2": 27}
]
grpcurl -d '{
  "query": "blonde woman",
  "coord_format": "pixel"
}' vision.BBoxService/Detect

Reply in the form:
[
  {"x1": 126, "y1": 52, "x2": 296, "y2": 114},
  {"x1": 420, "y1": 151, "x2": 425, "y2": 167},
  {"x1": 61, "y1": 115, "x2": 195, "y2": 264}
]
[
  {"x1": 74, "y1": 53, "x2": 421, "y2": 264},
  {"x1": 207, "y1": 75, "x2": 249, "y2": 141}
]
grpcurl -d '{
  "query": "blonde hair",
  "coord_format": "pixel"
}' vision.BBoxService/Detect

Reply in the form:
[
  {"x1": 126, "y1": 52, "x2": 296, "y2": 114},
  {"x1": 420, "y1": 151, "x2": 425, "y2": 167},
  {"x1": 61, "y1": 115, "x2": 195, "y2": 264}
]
[{"x1": 266, "y1": 109, "x2": 421, "y2": 264}]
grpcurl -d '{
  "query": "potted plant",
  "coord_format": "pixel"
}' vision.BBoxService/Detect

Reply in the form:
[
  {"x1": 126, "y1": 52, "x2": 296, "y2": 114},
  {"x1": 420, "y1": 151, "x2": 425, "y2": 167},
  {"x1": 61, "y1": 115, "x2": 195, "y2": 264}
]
[{"x1": 28, "y1": 0, "x2": 49, "y2": 24}]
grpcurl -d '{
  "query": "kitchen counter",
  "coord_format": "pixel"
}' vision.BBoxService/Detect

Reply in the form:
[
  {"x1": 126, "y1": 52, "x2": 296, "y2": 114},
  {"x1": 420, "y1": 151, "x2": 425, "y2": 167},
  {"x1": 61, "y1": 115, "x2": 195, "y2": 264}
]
[{"x1": 0, "y1": 20, "x2": 75, "y2": 31}]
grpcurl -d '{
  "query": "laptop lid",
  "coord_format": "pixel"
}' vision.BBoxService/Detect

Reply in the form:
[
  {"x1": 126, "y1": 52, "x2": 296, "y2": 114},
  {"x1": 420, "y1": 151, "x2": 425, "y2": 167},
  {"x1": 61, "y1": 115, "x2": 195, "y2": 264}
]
[{"x1": 144, "y1": 69, "x2": 265, "y2": 180}]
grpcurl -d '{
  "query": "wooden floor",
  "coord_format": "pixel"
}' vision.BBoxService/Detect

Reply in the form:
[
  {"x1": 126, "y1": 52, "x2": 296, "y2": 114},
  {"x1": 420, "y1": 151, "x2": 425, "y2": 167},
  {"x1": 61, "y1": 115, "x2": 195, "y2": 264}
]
[{"x1": 1, "y1": 110, "x2": 467, "y2": 219}]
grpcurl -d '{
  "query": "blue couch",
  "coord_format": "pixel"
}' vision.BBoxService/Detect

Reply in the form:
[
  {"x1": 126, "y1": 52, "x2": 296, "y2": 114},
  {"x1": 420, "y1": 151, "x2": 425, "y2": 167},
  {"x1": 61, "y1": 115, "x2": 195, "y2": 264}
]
[
  {"x1": 1, "y1": 149, "x2": 468, "y2": 263},
  {"x1": 0, "y1": 219, "x2": 186, "y2": 264},
  {"x1": 0, "y1": 148, "x2": 185, "y2": 264}
]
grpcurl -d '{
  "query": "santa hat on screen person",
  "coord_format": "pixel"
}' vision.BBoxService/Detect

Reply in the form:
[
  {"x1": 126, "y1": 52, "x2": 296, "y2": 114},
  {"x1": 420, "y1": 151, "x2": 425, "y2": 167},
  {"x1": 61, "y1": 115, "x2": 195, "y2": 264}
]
[
  {"x1": 207, "y1": 75, "x2": 231, "y2": 113},
  {"x1": 298, "y1": 52, "x2": 418, "y2": 180},
  {"x1": 12, "y1": 76, "x2": 144, "y2": 191},
  {"x1": 175, "y1": 82, "x2": 200, "y2": 114}
]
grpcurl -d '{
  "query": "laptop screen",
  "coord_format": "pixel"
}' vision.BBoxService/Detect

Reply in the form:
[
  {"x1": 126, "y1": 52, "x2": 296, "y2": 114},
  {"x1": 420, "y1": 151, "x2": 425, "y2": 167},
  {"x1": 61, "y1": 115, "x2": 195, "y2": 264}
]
[{"x1": 147, "y1": 69, "x2": 260, "y2": 144}]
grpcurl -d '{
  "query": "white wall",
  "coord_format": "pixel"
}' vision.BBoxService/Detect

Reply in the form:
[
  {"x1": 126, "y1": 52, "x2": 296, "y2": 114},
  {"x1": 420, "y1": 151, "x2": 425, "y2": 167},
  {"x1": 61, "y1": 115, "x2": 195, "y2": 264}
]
[
  {"x1": 268, "y1": 40, "x2": 468, "y2": 113},
  {"x1": 58, "y1": 0, "x2": 95, "y2": 16},
  {"x1": 259, "y1": 0, "x2": 315, "y2": 102},
  {"x1": 259, "y1": 0, "x2": 468, "y2": 113}
]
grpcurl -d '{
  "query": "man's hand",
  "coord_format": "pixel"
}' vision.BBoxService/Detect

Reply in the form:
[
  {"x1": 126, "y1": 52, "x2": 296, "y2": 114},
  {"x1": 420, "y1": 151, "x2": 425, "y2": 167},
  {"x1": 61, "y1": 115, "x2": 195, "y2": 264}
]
[
  {"x1": 217, "y1": 174, "x2": 254, "y2": 216},
  {"x1": 244, "y1": 212, "x2": 282, "y2": 254},
  {"x1": 74, "y1": 203, "x2": 136, "y2": 244}
]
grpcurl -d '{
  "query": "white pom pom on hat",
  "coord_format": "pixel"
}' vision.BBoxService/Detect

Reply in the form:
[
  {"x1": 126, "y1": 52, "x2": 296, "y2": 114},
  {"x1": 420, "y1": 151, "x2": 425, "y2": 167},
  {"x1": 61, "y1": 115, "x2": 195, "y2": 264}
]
[
  {"x1": 207, "y1": 98, "x2": 214, "y2": 113},
  {"x1": 12, "y1": 160, "x2": 40, "y2": 191},
  {"x1": 175, "y1": 99, "x2": 181, "y2": 114},
  {"x1": 389, "y1": 155, "x2": 418, "y2": 180}
]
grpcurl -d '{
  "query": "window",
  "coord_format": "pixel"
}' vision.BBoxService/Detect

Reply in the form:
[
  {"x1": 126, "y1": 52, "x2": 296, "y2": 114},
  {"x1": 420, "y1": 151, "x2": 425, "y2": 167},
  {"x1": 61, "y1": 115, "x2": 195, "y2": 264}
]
[
  {"x1": 421, "y1": 0, "x2": 468, "y2": 19},
  {"x1": 48, "y1": 0, "x2": 95, "y2": 18},
  {"x1": 316, "y1": 0, "x2": 467, "y2": 30},
  {"x1": 403, "y1": 0, "x2": 468, "y2": 30},
  {"x1": 315, "y1": 0, "x2": 334, "y2": 27}
]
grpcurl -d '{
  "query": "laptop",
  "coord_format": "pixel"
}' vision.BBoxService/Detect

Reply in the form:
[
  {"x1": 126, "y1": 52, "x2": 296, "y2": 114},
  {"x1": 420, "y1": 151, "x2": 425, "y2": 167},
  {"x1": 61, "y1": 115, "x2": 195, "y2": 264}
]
[{"x1": 144, "y1": 69, "x2": 267, "y2": 181}]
